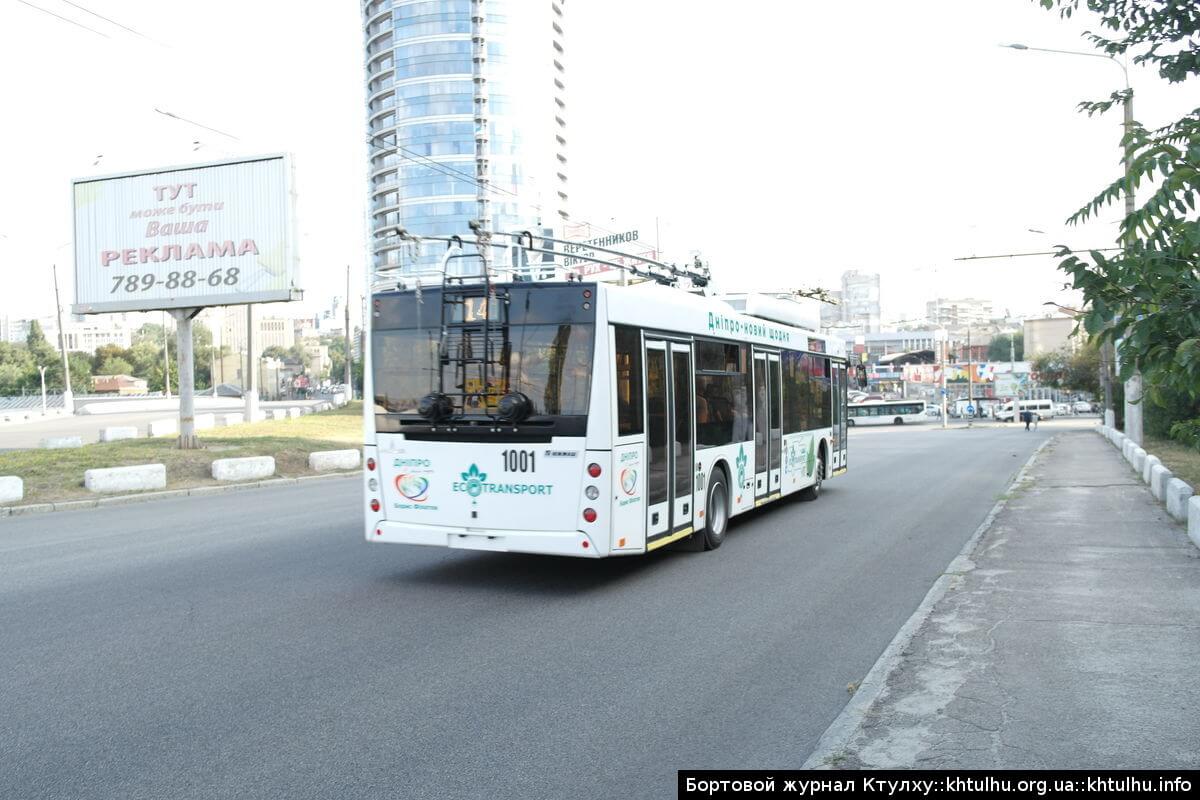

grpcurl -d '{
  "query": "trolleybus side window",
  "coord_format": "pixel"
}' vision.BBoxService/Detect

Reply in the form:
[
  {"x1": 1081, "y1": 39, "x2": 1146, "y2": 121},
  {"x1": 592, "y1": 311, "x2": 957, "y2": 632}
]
[
  {"x1": 694, "y1": 341, "x2": 751, "y2": 448},
  {"x1": 673, "y1": 348, "x2": 693, "y2": 501},
  {"x1": 613, "y1": 325, "x2": 643, "y2": 436},
  {"x1": 813, "y1": 356, "x2": 833, "y2": 428}
]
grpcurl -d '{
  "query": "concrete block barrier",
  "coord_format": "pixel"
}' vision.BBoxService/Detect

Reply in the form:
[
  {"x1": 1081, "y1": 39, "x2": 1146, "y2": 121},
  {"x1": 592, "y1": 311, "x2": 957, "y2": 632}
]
[
  {"x1": 216, "y1": 413, "x2": 244, "y2": 427},
  {"x1": 268, "y1": 409, "x2": 288, "y2": 421},
  {"x1": 1114, "y1": 432, "x2": 1126, "y2": 451},
  {"x1": 41, "y1": 436, "x2": 83, "y2": 449},
  {"x1": 211, "y1": 456, "x2": 275, "y2": 482},
  {"x1": 1142, "y1": 455, "x2": 1162, "y2": 484},
  {"x1": 332, "y1": 392, "x2": 346, "y2": 406},
  {"x1": 0, "y1": 476, "x2": 23, "y2": 504},
  {"x1": 194, "y1": 413, "x2": 216, "y2": 431},
  {"x1": 1190, "y1": 497, "x2": 1200, "y2": 549},
  {"x1": 84, "y1": 464, "x2": 167, "y2": 494},
  {"x1": 148, "y1": 419, "x2": 177, "y2": 437},
  {"x1": 1132, "y1": 447, "x2": 1147, "y2": 473},
  {"x1": 1149, "y1": 463, "x2": 1172, "y2": 501},
  {"x1": 99, "y1": 426, "x2": 139, "y2": 443},
  {"x1": 308, "y1": 449, "x2": 360, "y2": 472},
  {"x1": 287, "y1": 407, "x2": 301, "y2": 419},
  {"x1": 1166, "y1": 478, "x2": 1194, "y2": 522}
]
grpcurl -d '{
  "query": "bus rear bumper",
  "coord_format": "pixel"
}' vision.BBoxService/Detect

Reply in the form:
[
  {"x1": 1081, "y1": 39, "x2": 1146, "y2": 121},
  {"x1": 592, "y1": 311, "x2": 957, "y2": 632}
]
[{"x1": 369, "y1": 520, "x2": 603, "y2": 558}]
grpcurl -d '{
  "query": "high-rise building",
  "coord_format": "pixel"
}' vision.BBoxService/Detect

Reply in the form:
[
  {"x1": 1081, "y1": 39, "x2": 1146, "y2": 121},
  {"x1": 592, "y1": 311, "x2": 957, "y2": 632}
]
[
  {"x1": 363, "y1": 0, "x2": 569, "y2": 275},
  {"x1": 925, "y1": 297, "x2": 994, "y2": 328},
  {"x1": 840, "y1": 270, "x2": 881, "y2": 333}
]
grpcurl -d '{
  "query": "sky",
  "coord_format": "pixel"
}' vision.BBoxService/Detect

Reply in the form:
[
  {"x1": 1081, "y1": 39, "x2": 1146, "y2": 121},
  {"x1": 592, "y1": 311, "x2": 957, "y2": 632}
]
[{"x1": 0, "y1": 0, "x2": 1194, "y2": 330}]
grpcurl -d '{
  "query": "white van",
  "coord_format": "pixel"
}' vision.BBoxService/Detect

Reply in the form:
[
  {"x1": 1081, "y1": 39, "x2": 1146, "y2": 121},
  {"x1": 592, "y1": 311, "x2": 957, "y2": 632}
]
[{"x1": 996, "y1": 399, "x2": 1056, "y2": 422}]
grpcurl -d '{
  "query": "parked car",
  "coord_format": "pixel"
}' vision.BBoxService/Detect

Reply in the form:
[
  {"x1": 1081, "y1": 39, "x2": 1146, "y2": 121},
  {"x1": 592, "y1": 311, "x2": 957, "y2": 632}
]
[
  {"x1": 1073, "y1": 401, "x2": 1093, "y2": 414},
  {"x1": 1054, "y1": 403, "x2": 1071, "y2": 416},
  {"x1": 211, "y1": 383, "x2": 243, "y2": 397}
]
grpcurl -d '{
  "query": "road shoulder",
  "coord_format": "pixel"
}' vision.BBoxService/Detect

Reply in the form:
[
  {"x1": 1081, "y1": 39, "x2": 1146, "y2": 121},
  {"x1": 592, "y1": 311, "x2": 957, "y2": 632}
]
[{"x1": 804, "y1": 430, "x2": 1200, "y2": 769}]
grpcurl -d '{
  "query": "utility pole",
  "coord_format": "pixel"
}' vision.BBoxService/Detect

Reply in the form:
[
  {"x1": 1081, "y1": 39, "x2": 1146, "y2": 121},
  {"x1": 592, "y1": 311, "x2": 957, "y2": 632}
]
[
  {"x1": 1120, "y1": 85, "x2": 1142, "y2": 444},
  {"x1": 344, "y1": 265, "x2": 353, "y2": 397},
  {"x1": 937, "y1": 329, "x2": 948, "y2": 429},
  {"x1": 51, "y1": 264, "x2": 74, "y2": 414},
  {"x1": 966, "y1": 327, "x2": 973, "y2": 425}
]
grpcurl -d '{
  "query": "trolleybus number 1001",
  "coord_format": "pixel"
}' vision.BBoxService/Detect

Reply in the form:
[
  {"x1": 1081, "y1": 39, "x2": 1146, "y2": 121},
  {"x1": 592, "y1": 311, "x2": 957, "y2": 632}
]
[{"x1": 501, "y1": 449, "x2": 536, "y2": 473}]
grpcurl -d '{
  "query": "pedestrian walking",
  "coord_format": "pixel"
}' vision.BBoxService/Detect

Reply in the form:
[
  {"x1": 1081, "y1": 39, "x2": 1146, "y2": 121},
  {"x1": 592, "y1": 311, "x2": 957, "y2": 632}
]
[
  {"x1": 1022, "y1": 409, "x2": 1032, "y2": 431},
  {"x1": 1033, "y1": 411, "x2": 1039, "y2": 431}
]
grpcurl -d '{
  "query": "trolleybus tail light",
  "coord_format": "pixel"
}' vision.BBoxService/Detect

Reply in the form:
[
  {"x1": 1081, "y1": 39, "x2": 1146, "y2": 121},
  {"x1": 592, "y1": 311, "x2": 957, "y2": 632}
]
[
  {"x1": 370, "y1": 499, "x2": 381, "y2": 512},
  {"x1": 581, "y1": 540, "x2": 590, "y2": 549},
  {"x1": 587, "y1": 462, "x2": 602, "y2": 478},
  {"x1": 367, "y1": 458, "x2": 376, "y2": 471},
  {"x1": 583, "y1": 508, "x2": 597, "y2": 523}
]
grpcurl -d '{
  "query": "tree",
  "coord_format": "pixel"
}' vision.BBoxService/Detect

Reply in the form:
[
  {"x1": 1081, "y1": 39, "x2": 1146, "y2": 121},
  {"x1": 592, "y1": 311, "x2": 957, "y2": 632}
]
[
  {"x1": 93, "y1": 343, "x2": 131, "y2": 373},
  {"x1": 1035, "y1": 1, "x2": 1200, "y2": 406},
  {"x1": 987, "y1": 332, "x2": 1024, "y2": 362},
  {"x1": 1033, "y1": 345, "x2": 1101, "y2": 396},
  {"x1": 97, "y1": 356, "x2": 134, "y2": 376}
]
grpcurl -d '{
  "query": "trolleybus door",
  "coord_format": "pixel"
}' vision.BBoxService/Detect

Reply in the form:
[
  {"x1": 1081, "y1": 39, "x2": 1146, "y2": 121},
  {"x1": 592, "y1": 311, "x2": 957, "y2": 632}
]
[
  {"x1": 644, "y1": 338, "x2": 695, "y2": 542},
  {"x1": 767, "y1": 352, "x2": 781, "y2": 494}
]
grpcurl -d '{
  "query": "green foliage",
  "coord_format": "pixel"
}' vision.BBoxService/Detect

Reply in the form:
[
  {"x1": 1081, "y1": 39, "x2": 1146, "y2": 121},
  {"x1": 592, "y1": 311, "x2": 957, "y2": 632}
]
[
  {"x1": 1168, "y1": 419, "x2": 1200, "y2": 451},
  {"x1": 1146, "y1": 384, "x2": 1200, "y2": 438},
  {"x1": 97, "y1": 356, "x2": 134, "y2": 376},
  {"x1": 1031, "y1": 344, "x2": 1100, "y2": 395},
  {"x1": 1036, "y1": 1, "x2": 1200, "y2": 405},
  {"x1": 987, "y1": 332, "x2": 1024, "y2": 362}
]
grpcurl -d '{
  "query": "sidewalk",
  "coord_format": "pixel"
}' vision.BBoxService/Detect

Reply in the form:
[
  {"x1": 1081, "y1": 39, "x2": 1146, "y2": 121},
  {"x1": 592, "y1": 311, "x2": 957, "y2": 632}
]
[{"x1": 807, "y1": 430, "x2": 1200, "y2": 769}]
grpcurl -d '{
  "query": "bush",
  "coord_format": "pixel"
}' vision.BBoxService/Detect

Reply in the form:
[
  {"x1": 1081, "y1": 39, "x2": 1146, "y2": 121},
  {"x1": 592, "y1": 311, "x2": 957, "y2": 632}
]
[
  {"x1": 1169, "y1": 419, "x2": 1200, "y2": 451},
  {"x1": 1145, "y1": 386, "x2": 1200, "y2": 439}
]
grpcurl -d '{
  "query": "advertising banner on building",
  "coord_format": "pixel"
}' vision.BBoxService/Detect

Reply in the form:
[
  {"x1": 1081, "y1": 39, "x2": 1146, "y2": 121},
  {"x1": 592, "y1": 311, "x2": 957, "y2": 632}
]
[{"x1": 72, "y1": 154, "x2": 300, "y2": 313}]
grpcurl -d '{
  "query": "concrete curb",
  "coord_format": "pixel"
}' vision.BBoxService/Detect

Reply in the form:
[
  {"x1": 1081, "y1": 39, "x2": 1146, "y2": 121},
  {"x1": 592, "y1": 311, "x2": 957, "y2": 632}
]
[
  {"x1": 0, "y1": 471, "x2": 358, "y2": 519},
  {"x1": 1098, "y1": 424, "x2": 1195, "y2": 528},
  {"x1": 801, "y1": 436, "x2": 1056, "y2": 770}
]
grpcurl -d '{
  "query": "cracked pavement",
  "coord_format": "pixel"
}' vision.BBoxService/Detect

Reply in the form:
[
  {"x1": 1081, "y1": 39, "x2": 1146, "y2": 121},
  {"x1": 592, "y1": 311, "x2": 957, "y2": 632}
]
[{"x1": 821, "y1": 430, "x2": 1200, "y2": 769}]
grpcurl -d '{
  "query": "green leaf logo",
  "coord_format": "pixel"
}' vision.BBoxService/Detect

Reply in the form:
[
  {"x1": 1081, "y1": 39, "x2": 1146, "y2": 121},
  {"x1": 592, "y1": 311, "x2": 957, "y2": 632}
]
[
  {"x1": 462, "y1": 463, "x2": 486, "y2": 499},
  {"x1": 736, "y1": 445, "x2": 748, "y2": 486}
]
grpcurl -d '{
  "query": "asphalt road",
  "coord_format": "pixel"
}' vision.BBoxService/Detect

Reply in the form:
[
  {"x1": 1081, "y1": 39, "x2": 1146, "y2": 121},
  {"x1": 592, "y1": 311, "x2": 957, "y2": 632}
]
[{"x1": 0, "y1": 421, "x2": 1066, "y2": 799}]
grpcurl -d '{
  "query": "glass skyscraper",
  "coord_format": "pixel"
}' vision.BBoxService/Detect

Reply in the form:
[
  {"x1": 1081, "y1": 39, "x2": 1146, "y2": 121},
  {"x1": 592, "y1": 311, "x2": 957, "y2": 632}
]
[{"x1": 362, "y1": 0, "x2": 569, "y2": 274}]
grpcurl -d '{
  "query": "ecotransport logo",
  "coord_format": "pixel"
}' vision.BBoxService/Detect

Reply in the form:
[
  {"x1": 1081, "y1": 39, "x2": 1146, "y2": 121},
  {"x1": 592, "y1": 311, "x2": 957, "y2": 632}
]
[
  {"x1": 620, "y1": 468, "x2": 637, "y2": 495},
  {"x1": 452, "y1": 462, "x2": 553, "y2": 505}
]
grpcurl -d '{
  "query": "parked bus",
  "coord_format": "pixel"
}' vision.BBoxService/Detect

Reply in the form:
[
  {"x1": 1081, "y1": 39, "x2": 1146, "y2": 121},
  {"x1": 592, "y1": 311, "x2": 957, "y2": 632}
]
[
  {"x1": 363, "y1": 235, "x2": 849, "y2": 558},
  {"x1": 995, "y1": 398, "x2": 1056, "y2": 422},
  {"x1": 846, "y1": 400, "x2": 927, "y2": 426}
]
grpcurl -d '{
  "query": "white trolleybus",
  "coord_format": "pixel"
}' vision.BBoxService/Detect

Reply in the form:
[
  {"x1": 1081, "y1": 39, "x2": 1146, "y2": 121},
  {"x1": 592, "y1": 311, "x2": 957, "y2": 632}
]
[
  {"x1": 363, "y1": 230, "x2": 849, "y2": 558},
  {"x1": 846, "y1": 400, "x2": 928, "y2": 426}
]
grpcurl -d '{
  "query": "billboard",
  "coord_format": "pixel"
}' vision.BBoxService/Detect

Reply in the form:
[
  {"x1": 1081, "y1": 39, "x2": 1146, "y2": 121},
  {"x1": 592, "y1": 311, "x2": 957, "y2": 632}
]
[
  {"x1": 72, "y1": 154, "x2": 299, "y2": 313},
  {"x1": 560, "y1": 221, "x2": 660, "y2": 281}
]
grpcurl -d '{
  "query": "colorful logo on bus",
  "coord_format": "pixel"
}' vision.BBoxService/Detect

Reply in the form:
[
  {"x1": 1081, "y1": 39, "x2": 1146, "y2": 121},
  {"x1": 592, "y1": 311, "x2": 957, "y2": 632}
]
[
  {"x1": 620, "y1": 468, "x2": 638, "y2": 495},
  {"x1": 736, "y1": 445, "x2": 748, "y2": 487},
  {"x1": 395, "y1": 474, "x2": 430, "y2": 502}
]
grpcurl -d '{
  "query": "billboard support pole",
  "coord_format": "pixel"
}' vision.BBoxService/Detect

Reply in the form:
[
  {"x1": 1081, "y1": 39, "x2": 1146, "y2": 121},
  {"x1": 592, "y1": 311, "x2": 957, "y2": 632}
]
[
  {"x1": 171, "y1": 307, "x2": 202, "y2": 449},
  {"x1": 245, "y1": 304, "x2": 259, "y2": 422}
]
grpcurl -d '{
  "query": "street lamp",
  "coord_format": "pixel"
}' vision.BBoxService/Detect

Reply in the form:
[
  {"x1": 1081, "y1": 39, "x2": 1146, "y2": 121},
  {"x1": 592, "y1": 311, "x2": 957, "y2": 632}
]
[
  {"x1": 1003, "y1": 42, "x2": 1135, "y2": 439},
  {"x1": 37, "y1": 365, "x2": 47, "y2": 415}
]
